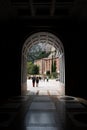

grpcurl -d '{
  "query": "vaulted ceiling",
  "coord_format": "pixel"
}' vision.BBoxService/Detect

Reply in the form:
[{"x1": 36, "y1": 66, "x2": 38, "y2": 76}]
[
  {"x1": 10, "y1": 0, "x2": 76, "y2": 27},
  {"x1": 11, "y1": 0, "x2": 73, "y2": 18},
  {"x1": 0, "y1": 0, "x2": 87, "y2": 27}
]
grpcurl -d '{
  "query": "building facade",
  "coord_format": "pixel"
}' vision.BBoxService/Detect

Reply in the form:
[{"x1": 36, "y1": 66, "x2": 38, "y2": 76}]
[{"x1": 34, "y1": 57, "x2": 60, "y2": 75}]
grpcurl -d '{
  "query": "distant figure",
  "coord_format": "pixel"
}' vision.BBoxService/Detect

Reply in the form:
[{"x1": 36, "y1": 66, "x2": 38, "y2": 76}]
[
  {"x1": 32, "y1": 76, "x2": 36, "y2": 87},
  {"x1": 46, "y1": 76, "x2": 49, "y2": 82},
  {"x1": 36, "y1": 77, "x2": 39, "y2": 87},
  {"x1": 43, "y1": 76, "x2": 46, "y2": 81}
]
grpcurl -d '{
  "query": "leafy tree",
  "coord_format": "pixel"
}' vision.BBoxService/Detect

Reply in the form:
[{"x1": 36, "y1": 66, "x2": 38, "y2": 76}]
[
  {"x1": 37, "y1": 51, "x2": 51, "y2": 59},
  {"x1": 52, "y1": 72, "x2": 58, "y2": 78},
  {"x1": 54, "y1": 60, "x2": 56, "y2": 72},
  {"x1": 27, "y1": 62, "x2": 34, "y2": 74},
  {"x1": 32, "y1": 65, "x2": 39, "y2": 74},
  {"x1": 51, "y1": 55, "x2": 54, "y2": 73},
  {"x1": 27, "y1": 62, "x2": 39, "y2": 75}
]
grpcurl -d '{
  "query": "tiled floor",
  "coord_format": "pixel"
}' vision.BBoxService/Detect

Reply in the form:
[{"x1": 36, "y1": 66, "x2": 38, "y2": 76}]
[
  {"x1": 20, "y1": 95, "x2": 87, "y2": 130},
  {"x1": 0, "y1": 90, "x2": 87, "y2": 130},
  {"x1": 24, "y1": 95, "x2": 64, "y2": 130}
]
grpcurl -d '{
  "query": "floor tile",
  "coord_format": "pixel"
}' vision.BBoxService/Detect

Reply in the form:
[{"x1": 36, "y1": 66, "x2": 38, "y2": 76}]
[
  {"x1": 33, "y1": 96, "x2": 51, "y2": 101},
  {"x1": 25, "y1": 111, "x2": 57, "y2": 125},
  {"x1": 29, "y1": 102, "x2": 55, "y2": 110},
  {"x1": 64, "y1": 102, "x2": 85, "y2": 109},
  {"x1": 26, "y1": 126, "x2": 61, "y2": 130}
]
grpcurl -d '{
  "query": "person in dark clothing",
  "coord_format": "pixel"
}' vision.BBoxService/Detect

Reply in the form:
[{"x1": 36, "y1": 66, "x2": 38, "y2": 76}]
[
  {"x1": 32, "y1": 76, "x2": 36, "y2": 87},
  {"x1": 46, "y1": 76, "x2": 49, "y2": 82},
  {"x1": 36, "y1": 77, "x2": 39, "y2": 87}
]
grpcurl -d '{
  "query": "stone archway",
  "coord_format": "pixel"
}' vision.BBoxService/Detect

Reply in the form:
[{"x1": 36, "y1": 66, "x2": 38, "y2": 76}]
[{"x1": 21, "y1": 32, "x2": 65, "y2": 95}]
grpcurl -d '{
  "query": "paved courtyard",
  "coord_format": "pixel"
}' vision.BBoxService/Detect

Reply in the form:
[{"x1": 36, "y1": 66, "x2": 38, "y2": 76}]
[{"x1": 27, "y1": 79, "x2": 65, "y2": 96}]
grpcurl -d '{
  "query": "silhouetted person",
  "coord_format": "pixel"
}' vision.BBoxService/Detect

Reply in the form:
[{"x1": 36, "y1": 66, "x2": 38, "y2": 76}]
[
  {"x1": 32, "y1": 76, "x2": 36, "y2": 87},
  {"x1": 47, "y1": 76, "x2": 49, "y2": 82},
  {"x1": 43, "y1": 76, "x2": 46, "y2": 81},
  {"x1": 36, "y1": 77, "x2": 39, "y2": 87}
]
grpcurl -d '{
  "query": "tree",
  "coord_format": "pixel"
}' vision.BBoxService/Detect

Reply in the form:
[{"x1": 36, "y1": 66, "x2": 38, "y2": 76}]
[
  {"x1": 51, "y1": 55, "x2": 54, "y2": 73},
  {"x1": 54, "y1": 60, "x2": 56, "y2": 72},
  {"x1": 32, "y1": 65, "x2": 39, "y2": 74},
  {"x1": 27, "y1": 62, "x2": 34, "y2": 74},
  {"x1": 27, "y1": 62, "x2": 39, "y2": 75}
]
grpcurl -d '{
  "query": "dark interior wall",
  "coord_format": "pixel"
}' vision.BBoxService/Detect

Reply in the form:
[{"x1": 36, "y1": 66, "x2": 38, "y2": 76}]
[
  {"x1": 64, "y1": 24, "x2": 87, "y2": 99},
  {"x1": 0, "y1": 22, "x2": 21, "y2": 99}
]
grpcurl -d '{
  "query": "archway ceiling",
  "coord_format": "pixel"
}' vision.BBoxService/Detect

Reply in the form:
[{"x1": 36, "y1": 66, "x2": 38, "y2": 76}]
[
  {"x1": 11, "y1": 0, "x2": 74, "y2": 17},
  {"x1": 23, "y1": 32, "x2": 64, "y2": 57},
  {"x1": 1, "y1": 0, "x2": 86, "y2": 29},
  {"x1": 8, "y1": 0, "x2": 76, "y2": 27}
]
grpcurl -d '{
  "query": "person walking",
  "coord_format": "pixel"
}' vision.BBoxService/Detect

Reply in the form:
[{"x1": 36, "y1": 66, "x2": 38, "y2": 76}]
[
  {"x1": 46, "y1": 76, "x2": 49, "y2": 82},
  {"x1": 32, "y1": 76, "x2": 36, "y2": 87},
  {"x1": 36, "y1": 76, "x2": 39, "y2": 87}
]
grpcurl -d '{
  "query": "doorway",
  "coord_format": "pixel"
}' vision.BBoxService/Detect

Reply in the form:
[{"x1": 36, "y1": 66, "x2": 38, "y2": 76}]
[{"x1": 21, "y1": 32, "x2": 65, "y2": 96}]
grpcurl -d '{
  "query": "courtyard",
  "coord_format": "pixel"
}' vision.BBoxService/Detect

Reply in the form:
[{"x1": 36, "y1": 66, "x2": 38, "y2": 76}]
[{"x1": 27, "y1": 79, "x2": 65, "y2": 96}]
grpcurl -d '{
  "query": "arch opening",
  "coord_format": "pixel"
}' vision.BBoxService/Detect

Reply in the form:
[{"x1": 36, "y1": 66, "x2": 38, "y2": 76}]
[{"x1": 21, "y1": 32, "x2": 65, "y2": 96}]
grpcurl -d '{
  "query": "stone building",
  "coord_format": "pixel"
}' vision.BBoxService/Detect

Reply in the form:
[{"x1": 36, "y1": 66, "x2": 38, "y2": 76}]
[{"x1": 34, "y1": 57, "x2": 60, "y2": 75}]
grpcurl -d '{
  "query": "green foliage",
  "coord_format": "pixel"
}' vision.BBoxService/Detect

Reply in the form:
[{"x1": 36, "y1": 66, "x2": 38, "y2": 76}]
[
  {"x1": 52, "y1": 72, "x2": 58, "y2": 78},
  {"x1": 27, "y1": 62, "x2": 34, "y2": 74},
  {"x1": 50, "y1": 72, "x2": 58, "y2": 79},
  {"x1": 27, "y1": 62, "x2": 39, "y2": 74},
  {"x1": 37, "y1": 51, "x2": 51, "y2": 59},
  {"x1": 51, "y1": 55, "x2": 54, "y2": 73},
  {"x1": 54, "y1": 60, "x2": 56, "y2": 72},
  {"x1": 51, "y1": 55, "x2": 56, "y2": 73},
  {"x1": 27, "y1": 51, "x2": 51, "y2": 62},
  {"x1": 32, "y1": 65, "x2": 39, "y2": 74}
]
